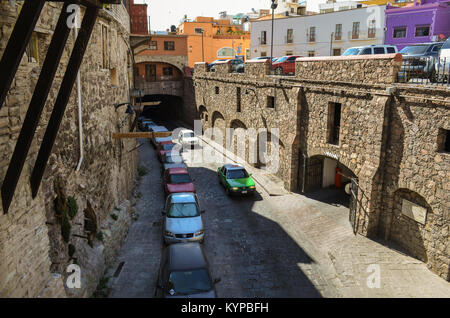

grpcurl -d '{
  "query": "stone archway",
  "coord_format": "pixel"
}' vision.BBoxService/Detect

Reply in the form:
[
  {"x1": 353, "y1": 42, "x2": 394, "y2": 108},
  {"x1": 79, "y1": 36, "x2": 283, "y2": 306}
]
[{"x1": 390, "y1": 189, "x2": 433, "y2": 264}]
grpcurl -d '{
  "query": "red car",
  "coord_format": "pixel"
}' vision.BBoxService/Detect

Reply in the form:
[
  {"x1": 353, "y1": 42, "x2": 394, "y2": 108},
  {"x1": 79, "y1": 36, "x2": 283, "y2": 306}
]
[
  {"x1": 157, "y1": 141, "x2": 177, "y2": 162},
  {"x1": 163, "y1": 168, "x2": 196, "y2": 196},
  {"x1": 271, "y1": 55, "x2": 302, "y2": 75}
]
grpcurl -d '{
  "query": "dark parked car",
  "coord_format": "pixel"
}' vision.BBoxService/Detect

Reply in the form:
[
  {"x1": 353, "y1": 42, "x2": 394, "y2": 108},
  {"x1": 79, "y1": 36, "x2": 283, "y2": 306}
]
[
  {"x1": 398, "y1": 42, "x2": 443, "y2": 82},
  {"x1": 271, "y1": 55, "x2": 302, "y2": 75},
  {"x1": 155, "y1": 243, "x2": 220, "y2": 298},
  {"x1": 207, "y1": 59, "x2": 229, "y2": 71},
  {"x1": 210, "y1": 59, "x2": 244, "y2": 73}
]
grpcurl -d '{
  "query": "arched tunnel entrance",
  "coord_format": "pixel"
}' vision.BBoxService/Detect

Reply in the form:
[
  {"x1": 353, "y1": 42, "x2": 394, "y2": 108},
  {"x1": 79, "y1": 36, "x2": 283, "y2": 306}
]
[{"x1": 138, "y1": 94, "x2": 184, "y2": 122}]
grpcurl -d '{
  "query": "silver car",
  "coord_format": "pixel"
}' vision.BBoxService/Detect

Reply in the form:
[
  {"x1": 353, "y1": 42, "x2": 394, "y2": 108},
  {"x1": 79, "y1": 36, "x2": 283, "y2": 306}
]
[
  {"x1": 162, "y1": 153, "x2": 186, "y2": 171},
  {"x1": 162, "y1": 193, "x2": 205, "y2": 244}
]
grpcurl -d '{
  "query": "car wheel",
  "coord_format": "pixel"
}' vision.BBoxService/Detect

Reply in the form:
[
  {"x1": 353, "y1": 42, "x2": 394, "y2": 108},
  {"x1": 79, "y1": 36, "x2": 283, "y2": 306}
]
[
  {"x1": 225, "y1": 187, "x2": 230, "y2": 195},
  {"x1": 429, "y1": 70, "x2": 437, "y2": 83}
]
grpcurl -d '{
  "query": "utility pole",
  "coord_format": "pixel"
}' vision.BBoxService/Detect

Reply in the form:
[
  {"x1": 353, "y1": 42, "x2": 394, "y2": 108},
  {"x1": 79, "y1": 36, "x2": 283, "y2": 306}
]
[
  {"x1": 330, "y1": 32, "x2": 334, "y2": 56},
  {"x1": 270, "y1": 0, "x2": 278, "y2": 70}
]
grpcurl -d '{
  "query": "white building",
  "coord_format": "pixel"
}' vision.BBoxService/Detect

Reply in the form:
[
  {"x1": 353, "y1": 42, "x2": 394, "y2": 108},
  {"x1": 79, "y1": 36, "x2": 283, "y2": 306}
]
[
  {"x1": 275, "y1": 0, "x2": 307, "y2": 16},
  {"x1": 250, "y1": 5, "x2": 386, "y2": 58},
  {"x1": 319, "y1": 0, "x2": 365, "y2": 13}
]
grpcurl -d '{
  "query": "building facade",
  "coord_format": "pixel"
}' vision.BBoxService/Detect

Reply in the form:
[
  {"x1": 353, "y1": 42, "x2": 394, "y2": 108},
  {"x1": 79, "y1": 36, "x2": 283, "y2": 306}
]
[
  {"x1": 0, "y1": 2, "x2": 138, "y2": 297},
  {"x1": 250, "y1": 5, "x2": 386, "y2": 58},
  {"x1": 178, "y1": 17, "x2": 251, "y2": 67},
  {"x1": 385, "y1": 0, "x2": 450, "y2": 50},
  {"x1": 125, "y1": 0, "x2": 148, "y2": 34},
  {"x1": 193, "y1": 55, "x2": 450, "y2": 281}
]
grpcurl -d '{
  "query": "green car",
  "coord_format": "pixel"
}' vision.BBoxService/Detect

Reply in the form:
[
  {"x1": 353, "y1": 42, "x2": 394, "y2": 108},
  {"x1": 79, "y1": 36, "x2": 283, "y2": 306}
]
[{"x1": 217, "y1": 164, "x2": 256, "y2": 195}]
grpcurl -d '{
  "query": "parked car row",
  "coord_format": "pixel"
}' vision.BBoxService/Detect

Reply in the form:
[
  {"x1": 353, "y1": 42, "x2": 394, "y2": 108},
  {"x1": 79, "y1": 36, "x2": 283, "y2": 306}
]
[{"x1": 139, "y1": 120, "x2": 258, "y2": 297}]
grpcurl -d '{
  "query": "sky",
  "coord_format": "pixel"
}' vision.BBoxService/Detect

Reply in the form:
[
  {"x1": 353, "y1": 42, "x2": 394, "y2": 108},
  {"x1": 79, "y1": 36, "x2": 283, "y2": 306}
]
[{"x1": 136, "y1": 0, "x2": 330, "y2": 32}]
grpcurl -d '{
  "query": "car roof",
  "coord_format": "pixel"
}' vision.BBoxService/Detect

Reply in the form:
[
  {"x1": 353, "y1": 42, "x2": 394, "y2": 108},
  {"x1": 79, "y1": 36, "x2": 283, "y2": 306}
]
[
  {"x1": 180, "y1": 129, "x2": 194, "y2": 133},
  {"x1": 168, "y1": 243, "x2": 206, "y2": 271},
  {"x1": 168, "y1": 167, "x2": 189, "y2": 175},
  {"x1": 168, "y1": 192, "x2": 197, "y2": 204},
  {"x1": 223, "y1": 164, "x2": 245, "y2": 171},
  {"x1": 152, "y1": 126, "x2": 168, "y2": 132}
]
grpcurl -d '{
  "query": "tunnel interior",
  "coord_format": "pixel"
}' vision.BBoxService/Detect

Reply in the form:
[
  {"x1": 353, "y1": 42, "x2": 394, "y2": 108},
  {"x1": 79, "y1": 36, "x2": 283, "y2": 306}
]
[{"x1": 138, "y1": 94, "x2": 184, "y2": 122}]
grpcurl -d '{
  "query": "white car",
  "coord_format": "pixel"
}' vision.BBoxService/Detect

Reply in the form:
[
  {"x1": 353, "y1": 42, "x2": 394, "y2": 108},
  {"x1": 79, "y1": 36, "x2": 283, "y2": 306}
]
[
  {"x1": 342, "y1": 45, "x2": 397, "y2": 56},
  {"x1": 435, "y1": 38, "x2": 450, "y2": 83},
  {"x1": 162, "y1": 193, "x2": 205, "y2": 244},
  {"x1": 178, "y1": 129, "x2": 199, "y2": 147}
]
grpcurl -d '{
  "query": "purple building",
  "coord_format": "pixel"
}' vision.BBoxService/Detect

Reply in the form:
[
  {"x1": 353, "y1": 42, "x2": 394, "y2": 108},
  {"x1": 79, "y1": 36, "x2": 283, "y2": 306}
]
[{"x1": 385, "y1": 0, "x2": 450, "y2": 50}]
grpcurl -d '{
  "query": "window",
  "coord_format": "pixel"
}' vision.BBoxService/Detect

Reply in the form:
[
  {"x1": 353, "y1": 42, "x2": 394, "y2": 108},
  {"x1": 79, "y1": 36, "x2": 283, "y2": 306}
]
[
  {"x1": 308, "y1": 27, "x2": 316, "y2": 42},
  {"x1": 195, "y1": 28, "x2": 204, "y2": 34},
  {"x1": 368, "y1": 20, "x2": 376, "y2": 38},
  {"x1": 286, "y1": 29, "x2": 293, "y2": 43},
  {"x1": 261, "y1": 31, "x2": 267, "y2": 44},
  {"x1": 163, "y1": 67, "x2": 173, "y2": 76},
  {"x1": 327, "y1": 102, "x2": 341, "y2": 145},
  {"x1": 286, "y1": 50, "x2": 294, "y2": 56},
  {"x1": 386, "y1": 47, "x2": 396, "y2": 53},
  {"x1": 267, "y1": 96, "x2": 275, "y2": 109},
  {"x1": 149, "y1": 41, "x2": 157, "y2": 50},
  {"x1": 236, "y1": 87, "x2": 241, "y2": 112},
  {"x1": 26, "y1": 32, "x2": 39, "y2": 63},
  {"x1": 352, "y1": 22, "x2": 360, "y2": 39},
  {"x1": 437, "y1": 128, "x2": 450, "y2": 153},
  {"x1": 145, "y1": 64, "x2": 156, "y2": 81},
  {"x1": 308, "y1": 51, "x2": 315, "y2": 57},
  {"x1": 373, "y1": 47, "x2": 385, "y2": 54},
  {"x1": 333, "y1": 48, "x2": 341, "y2": 56},
  {"x1": 361, "y1": 47, "x2": 372, "y2": 54},
  {"x1": 101, "y1": 24, "x2": 109, "y2": 69},
  {"x1": 110, "y1": 68, "x2": 118, "y2": 86},
  {"x1": 215, "y1": 86, "x2": 219, "y2": 94},
  {"x1": 164, "y1": 41, "x2": 175, "y2": 50},
  {"x1": 415, "y1": 25, "x2": 430, "y2": 37},
  {"x1": 335, "y1": 24, "x2": 342, "y2": 40},
  {"x1": 260, "y1": 51, "x2": 267, "y2": 57},
  {"x1": 393, "y1": 26, "x2": 407, "y2": 38}
]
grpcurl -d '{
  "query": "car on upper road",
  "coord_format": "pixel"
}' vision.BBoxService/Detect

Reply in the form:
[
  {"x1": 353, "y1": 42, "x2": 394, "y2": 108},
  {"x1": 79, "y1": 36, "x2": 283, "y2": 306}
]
[
  {"x1": 163, "y1": 167, "x2": 196, "y2": 196},
  {"x1": 217, "y1": 164, "x2": 256, "y2": 196},
  {"x1": 138, "y1": 118, "x2": 157, "y2": 131},
  {"x1": 249, "y1": 56, "x2": 277, "y2": 62},
  {"x1": 178, "y1": 129, "x2": 199, "y2": 148},
  {"x1": 210, "y1": 59, "x2": 244, "y2": 73},
  {"x1": 398, "y1": 42, "x2": 443, "y2": 82},
  {"x1": 162, "y1": 153, "x2": 187, "y2": 171},
  {"x1": 435, "y1": 38, "x2": 450, "y2": 83},
  {"x1": 271, "y1": 55, "x2": 302, "y2": 75},
  {"x1": 156, "y1": 243, "x2": 220, "y2": 298},
  {"x1": 207, "y1": 59, "x2": 229, "y2": 71},
  {"x1": 161, "y1": 193, "x2": 205, "y2": 245},
  {"x1": 342, "y1": 45, "x2": 397, "y2": 56},
  {"x1": 157, "y1": 141, "x2": 178, "y2": 162}
]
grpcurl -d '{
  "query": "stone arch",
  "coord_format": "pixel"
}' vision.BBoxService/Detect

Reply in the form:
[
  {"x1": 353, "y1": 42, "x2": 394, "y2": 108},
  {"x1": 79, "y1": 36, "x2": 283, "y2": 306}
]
[
  {"x1": 198, "y1": 105, "x2": 208, "y2": 130},
  {"x1": 228, "y1": 119, "x2": 248, "y2": 162},
  {"x1": 229, "y1": 119, "x2": 247, "y2": 129},
  {"x1": 134, "y1": 55, "x2": 186, "y2": 74},
  {"x1": 389, "y1": 188, "x2": 433, "y2": 264},
  {"x1": 211, "y1": 111, "x2": 226, "y2": 129}
]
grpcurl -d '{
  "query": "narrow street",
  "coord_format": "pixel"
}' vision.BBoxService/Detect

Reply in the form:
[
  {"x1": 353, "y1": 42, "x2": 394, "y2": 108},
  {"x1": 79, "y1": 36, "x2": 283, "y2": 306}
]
[{"x1": 106, "y1": 120, "x2": 450, "y2": 298}]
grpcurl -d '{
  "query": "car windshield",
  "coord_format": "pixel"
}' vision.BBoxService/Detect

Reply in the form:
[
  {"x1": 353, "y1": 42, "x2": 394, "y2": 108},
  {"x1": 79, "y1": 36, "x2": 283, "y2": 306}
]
[
  {"x1": 342, "y1": 48, "x2": 361, "y2": 56},
  {"x1": 162, "y1": 144, "x2": 175, "y2": 151},
  {"x1": 442, "y1": 39, "x2": 450, "y2": 50},
  {"x1": 169, "y1": 174, "x2": 192, "y2": 184},
  {"x1": 184, "y1": 132, "x2": 195, "y2": 138},
  {"x1": 400, "y1": 45, "x2": 428, "y2": 55},
  {"x1": 275, "y1": 56, "x2": 288, "y2": 62},
  {"x1": 167, "y1": 202, "x2": 200, "y2": 218},
  {"x1": 168, "y1": 269, "x2": 212, "y2": 295},
  {"x1": 165, "y1": 155, "x2": 183, "y2": 164},
  {"x1": 227, "y1": 169, "x2": 249, "y2": 179}
]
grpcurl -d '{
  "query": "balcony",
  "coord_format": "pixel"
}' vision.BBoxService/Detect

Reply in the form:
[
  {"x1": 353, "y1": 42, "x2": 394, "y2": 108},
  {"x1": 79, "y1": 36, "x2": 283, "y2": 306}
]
[
  {"x1": 134, "y1": 79, "x2": 184, "y2": 97},
  {"x1": 285, "y1": 36, "x2": 294, "y2": 44}
]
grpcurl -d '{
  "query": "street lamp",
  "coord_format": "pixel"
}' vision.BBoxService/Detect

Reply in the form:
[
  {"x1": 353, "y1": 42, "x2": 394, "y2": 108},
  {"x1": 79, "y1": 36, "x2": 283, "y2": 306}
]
[{"x1": 270, "y1": 0, "x2": 278, "y2": 70}]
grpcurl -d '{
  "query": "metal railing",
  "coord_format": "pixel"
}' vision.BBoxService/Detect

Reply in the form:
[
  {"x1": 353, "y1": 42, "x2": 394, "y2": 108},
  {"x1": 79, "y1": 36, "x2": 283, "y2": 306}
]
[{"x1": 397, "y1": 56, "x2": 449, "y2": 86}]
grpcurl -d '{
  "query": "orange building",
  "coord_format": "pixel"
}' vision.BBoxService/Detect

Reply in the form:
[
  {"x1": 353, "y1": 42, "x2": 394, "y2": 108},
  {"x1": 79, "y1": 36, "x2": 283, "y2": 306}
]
[{"x1": 178, "y1": 17, "x2": 251, "y2": 67}]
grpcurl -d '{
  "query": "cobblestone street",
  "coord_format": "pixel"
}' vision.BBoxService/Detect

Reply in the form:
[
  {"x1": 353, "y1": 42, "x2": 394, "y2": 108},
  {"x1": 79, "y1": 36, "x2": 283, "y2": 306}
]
[{"x1": 107, "y1": 134, "x2": 450, "y2": 298}]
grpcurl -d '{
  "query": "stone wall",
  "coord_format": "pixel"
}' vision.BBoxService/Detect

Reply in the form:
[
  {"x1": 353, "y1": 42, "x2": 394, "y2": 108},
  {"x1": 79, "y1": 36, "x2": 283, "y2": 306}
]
[
  {"x1": 0, "y1": 3, "x2": 138, "y2": 297},
  {"x1": 193, "y1": 55, "x2": 450, "y2": 281}
]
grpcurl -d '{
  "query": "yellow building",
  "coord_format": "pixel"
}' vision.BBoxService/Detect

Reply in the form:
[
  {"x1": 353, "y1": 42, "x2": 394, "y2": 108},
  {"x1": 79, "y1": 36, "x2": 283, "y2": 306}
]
[{"x1": 178, "y1": 17, "x2": 251, "y2": 67}]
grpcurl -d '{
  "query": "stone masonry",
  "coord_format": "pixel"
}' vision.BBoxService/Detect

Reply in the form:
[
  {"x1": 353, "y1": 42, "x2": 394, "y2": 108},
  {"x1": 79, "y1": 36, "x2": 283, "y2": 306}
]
[
  {"x1": 0, "y1": 3, "x2": 138, "y2": 297},
  {"x1": 193, "y1": 55, "x2": 450, "y2": 281}
]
